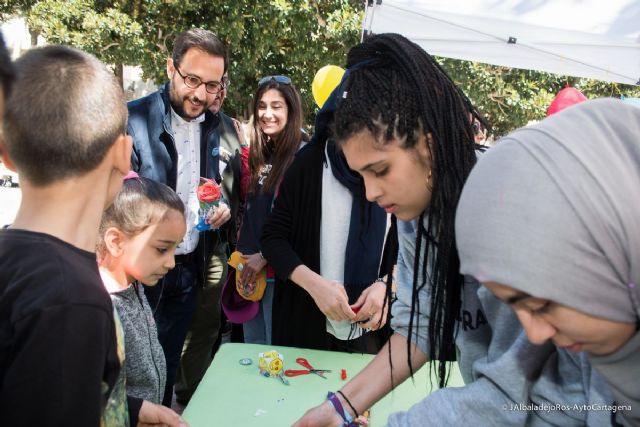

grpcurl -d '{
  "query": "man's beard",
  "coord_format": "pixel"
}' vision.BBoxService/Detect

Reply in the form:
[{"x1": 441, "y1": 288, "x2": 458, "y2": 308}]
[{"x1": 169, "y1": 79, "x2": 207, "y2": 120}]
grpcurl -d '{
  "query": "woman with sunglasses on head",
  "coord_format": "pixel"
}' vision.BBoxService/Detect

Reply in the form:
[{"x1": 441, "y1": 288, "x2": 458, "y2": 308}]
[
  {"x1": 456, "y1": 98, "x2": 640, "y2": 425},
  {"x1": 235, "y1": 75, "x2": 309, "y2": 344},
  {"x1": 293, "y1": 33, "x2": 613, "y2": 427}
]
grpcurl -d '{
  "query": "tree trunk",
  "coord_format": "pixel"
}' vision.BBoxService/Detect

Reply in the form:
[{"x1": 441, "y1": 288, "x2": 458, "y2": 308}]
[
  {"x1": 29, "y1": 29, "x2": 38, "y2": 47},
  {"x1": 114, "y1": 63, "x2": 124, "y2": 88}
]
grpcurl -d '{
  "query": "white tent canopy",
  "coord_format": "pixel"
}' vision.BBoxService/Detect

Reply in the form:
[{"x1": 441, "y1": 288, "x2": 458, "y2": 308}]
[{"x1": 363, "y1": 0, "x2": 640, "y2": 85}]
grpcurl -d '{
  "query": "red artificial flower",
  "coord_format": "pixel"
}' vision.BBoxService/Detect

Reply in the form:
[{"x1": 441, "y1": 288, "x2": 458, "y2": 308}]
[{"x1": 197, "y1": 178, "x2": 221, "y2": 203}]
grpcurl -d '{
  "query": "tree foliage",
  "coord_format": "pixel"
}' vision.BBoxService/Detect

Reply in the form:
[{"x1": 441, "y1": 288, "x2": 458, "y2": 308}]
[
  {"x1": 27, "y1": 0, "x2": 144, "y2": 68},
  {"x1": 7, "y1": 0, "x2": 361, "y2": 123},
  {"x1": 3, "y1": 0, "x2": 639, "y2": 133},
  {"x1": 439, "y1": 58, "x2": 640, "y2": 136}
]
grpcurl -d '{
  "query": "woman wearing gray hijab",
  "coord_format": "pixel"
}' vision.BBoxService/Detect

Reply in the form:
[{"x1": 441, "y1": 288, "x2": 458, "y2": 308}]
[{"x1": 456, "y1": 98, "x2": 640, "y2": 426}]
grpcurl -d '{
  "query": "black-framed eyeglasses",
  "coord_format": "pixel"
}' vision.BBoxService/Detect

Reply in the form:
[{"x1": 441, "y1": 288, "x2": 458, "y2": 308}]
[
  {"x1": 258, "y1": 75, "x2": 291, "y2": 87},
  {"x1": 175, "y1": 67, "x2": 225, "y2": 94}
]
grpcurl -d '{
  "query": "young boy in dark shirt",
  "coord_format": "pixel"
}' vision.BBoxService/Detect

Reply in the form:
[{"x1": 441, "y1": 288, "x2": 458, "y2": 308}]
[{"x1": 0, "y1": 42, "x2": 184, "y2": 426}]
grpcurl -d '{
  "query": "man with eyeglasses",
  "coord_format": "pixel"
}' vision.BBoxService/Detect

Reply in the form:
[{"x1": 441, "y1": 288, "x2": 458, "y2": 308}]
[
  {"x1": 127, "y1": 28, "x2": 245, "y2": 408},
  {"x1": 174, "y1": 70, "x2": 250, "y2": 407}
]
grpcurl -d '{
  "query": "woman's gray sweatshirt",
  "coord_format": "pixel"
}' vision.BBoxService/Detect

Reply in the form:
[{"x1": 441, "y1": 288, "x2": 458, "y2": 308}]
[{"x1": 387, "y1": 218, "x2": 615, "y2": 426}]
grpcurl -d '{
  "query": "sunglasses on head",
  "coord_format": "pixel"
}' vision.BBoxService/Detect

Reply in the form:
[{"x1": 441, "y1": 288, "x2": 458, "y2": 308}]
[{"x1": 258, "y1": 75, "x2": 291, "y2": 87}]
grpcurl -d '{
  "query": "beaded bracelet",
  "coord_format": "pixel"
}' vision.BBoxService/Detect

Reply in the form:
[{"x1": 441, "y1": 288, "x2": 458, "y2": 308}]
[{"x1": 336, "y1": 390, "x2": 359, "y2": 418}]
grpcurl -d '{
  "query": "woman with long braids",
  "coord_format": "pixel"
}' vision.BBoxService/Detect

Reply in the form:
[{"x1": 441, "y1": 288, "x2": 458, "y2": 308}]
[{"x1": 294, "y1": 33, "x2": 614, "y2": 426}]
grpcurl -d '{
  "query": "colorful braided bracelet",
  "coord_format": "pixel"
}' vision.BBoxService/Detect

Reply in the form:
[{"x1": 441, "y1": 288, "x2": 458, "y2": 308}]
[{"x1": 326, "y1": 392, "x2": 369, "y2": 427}]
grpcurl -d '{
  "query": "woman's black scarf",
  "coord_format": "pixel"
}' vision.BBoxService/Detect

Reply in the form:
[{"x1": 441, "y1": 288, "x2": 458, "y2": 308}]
[{"x1": 310, "y1": 70, "x2": 387, "y2": 303}]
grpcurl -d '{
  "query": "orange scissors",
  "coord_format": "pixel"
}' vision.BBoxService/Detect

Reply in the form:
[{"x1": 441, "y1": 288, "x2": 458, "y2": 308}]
[{"x1": 284, "y1": 358, "x2": 331, "y2": 379}]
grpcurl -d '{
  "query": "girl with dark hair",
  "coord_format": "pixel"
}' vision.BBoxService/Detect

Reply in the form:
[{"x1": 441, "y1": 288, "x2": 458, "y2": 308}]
[
  {"x1": 294, "y1": 33, "x2": 613, "y2": 427},
  {"x1": 237, "y1": 76, "x2": 309, "y2": 344},
  {"x1": 98, "y1": 174, "x2": 186, "y2": 404}
]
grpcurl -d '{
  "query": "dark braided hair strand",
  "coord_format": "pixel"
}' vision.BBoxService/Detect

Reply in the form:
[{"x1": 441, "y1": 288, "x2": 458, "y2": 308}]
[{"x1": 334, "y1": 33, "x2": 484, "y2": 388}]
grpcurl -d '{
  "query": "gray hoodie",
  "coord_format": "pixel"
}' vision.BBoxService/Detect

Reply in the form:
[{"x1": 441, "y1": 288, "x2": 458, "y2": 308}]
[
  {"x1": 456, "y1": 98, "x2": 640, "y2": 425},
  {"x1": 110, "y1": 283, "x2": 166, "y2": 404},
  {"x1": 387, "y1": 217, "x2": 614, "y2": 426}
]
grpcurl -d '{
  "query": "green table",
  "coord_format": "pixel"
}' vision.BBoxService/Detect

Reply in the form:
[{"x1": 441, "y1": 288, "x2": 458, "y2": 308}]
[{"x1": 183, "y1": 343, "x2": 463, "y2": 426}]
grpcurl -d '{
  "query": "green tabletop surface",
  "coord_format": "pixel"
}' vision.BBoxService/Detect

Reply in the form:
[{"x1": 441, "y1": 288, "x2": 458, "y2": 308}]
[{"x1": 183, "y1": 342, "x2": 463, "y2": 426}]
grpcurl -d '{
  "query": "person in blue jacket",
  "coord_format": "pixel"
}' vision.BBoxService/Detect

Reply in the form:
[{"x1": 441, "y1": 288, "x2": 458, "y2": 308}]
[{"x1": 127, "y1": 28, "x2": 243, "y2": 406}]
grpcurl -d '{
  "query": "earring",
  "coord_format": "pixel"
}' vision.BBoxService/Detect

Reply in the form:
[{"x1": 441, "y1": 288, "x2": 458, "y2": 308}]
[{"x1": 426, "y1": 168, "x2": 433, "y2": 190}]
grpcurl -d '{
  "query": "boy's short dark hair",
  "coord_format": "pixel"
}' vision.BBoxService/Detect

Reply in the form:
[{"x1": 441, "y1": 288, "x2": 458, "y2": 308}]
[
  {"x1": 172, "y1": 28, "x2": 227, "y2": 73},
  {"x1": 4, "y1": 45, "x2": 127, "y2": 186},
  {"x1": 0, "y1": 32, "x2": 14, "y2": 97}
]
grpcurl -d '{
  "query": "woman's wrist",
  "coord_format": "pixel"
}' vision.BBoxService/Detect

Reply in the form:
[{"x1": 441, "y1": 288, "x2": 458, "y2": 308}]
[
  {"x1": 372, "y1": 277, "x2": 388, "y2": 292},
  {"x1": 326, "y1": 392, "x2": 354, "y2": 424},
  {"x1": 326, "y1": 391, "x2": 369, "y2": 426},
  {"x1": 257, "y1": 251, "x2": 268, "y2": 268},
  {"x1": 295, "y1": 268, "x2": 333, "y2": 297},
  {"x1": 373, "y1": 276, "x2": 397, "y2": 301},
  {"x1": 336, "y1": 390, "x2": 359, "y2": 419}
]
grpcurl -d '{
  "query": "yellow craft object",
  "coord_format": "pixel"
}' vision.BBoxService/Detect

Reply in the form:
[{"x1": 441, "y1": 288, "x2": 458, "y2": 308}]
[
  {"x1": 312, "y1": 65, "x2": 345, "y2": 108},
  {"x1": 227, "y1": 251, "x2": 267, "y2": 302},
  {"x1": 259, "y1": 350, "x2": 284, "y2": 376}
]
